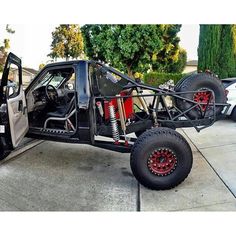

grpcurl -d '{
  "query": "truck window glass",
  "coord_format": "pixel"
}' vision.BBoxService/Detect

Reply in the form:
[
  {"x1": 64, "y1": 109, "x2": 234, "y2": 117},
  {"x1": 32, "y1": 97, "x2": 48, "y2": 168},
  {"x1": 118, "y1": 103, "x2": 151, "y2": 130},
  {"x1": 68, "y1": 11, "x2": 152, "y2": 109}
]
[
  {"x1": 89, "y1": 64, "x2": 129, "y2": 96},
  {"x1": 7, "y1": 64, "x2": 20, "y2": 98}
]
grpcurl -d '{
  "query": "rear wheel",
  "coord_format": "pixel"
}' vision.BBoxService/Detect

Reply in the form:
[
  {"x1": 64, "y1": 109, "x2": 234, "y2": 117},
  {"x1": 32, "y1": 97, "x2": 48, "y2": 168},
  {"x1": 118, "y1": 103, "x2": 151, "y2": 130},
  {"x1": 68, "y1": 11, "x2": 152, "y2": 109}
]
[
  {"x1": 130, "y1": 127, "x2": 193, "y2": 190},
  {"x1": 174, "y1": 74, "x2": 193, "y2": 91},
  {"x1": 175, "y1": 73, "x2": 226, "y2": 119}
]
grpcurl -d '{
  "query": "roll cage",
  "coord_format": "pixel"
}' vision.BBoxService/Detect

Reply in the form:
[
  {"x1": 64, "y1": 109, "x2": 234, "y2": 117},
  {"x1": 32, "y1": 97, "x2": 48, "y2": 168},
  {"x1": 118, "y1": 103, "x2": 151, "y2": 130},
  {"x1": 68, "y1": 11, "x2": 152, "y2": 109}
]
[{"x1": 89, "y1": 61, "x2": 230, "y2": 132}]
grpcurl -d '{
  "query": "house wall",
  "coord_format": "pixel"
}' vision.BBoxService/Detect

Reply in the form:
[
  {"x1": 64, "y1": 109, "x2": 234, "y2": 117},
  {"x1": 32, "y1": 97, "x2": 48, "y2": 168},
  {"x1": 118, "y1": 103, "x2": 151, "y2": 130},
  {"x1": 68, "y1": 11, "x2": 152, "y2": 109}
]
[
  {"x1": 22, "y1": 71, "x2": 35, "y2": 84},
  {"x1": 0, "y1": 70, "x2": 35, "y2": 87},
  {"x1": 13, "y1": 70, "x2": 35, "y2": 87},
  {"x1": 183, "y1": 65, "x2": 198, "y2": 74}
]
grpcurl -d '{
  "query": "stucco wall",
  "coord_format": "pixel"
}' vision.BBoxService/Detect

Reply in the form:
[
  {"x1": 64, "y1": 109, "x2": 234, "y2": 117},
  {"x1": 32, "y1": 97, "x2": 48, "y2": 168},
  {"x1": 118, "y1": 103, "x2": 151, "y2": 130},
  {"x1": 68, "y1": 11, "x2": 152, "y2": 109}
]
[{"x1": 183, "y1": 65, "x2": 197, "y2": 74}]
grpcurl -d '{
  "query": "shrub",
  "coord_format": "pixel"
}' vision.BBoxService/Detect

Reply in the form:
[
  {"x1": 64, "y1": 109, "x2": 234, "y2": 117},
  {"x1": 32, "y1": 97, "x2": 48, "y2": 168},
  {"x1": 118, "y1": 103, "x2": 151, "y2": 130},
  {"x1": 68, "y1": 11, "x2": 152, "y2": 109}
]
[{"x1": 143, "y1": 72, "x2": 187, "y2": 87}]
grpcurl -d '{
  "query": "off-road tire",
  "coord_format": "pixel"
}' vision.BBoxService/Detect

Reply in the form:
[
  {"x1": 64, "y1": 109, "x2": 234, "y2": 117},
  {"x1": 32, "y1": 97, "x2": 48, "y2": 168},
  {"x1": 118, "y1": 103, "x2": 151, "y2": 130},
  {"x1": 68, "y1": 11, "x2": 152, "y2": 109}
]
[
  {"x1": 135, "y1": 130, "x2": 146, "y2": 138},
  {"x1": 175, "y1": 73, "x2": 226, "y2": 119},
  {"x1": 130, "y1": 127, "x2": 193, "y2": 190},
  {"x1": 0, "y1": 147, "x2": 11, "y2": 161},
  {"x1": 174, "y1": 74, "x2": 193, "y2": 91},
  {"x1": 0, "y1": 138, "x2": 11, "y2": 161}
]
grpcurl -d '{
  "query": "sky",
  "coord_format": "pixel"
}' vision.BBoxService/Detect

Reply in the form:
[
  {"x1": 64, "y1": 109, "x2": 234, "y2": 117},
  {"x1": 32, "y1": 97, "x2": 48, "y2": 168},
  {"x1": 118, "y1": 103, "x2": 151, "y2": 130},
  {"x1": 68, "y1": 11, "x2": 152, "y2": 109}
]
[
  {"x1": 179, "y1": 25, "x2": 199, "y2": 61},
  {"x1": 0, "y1": 24, "x2": 199, "y2": 70}
]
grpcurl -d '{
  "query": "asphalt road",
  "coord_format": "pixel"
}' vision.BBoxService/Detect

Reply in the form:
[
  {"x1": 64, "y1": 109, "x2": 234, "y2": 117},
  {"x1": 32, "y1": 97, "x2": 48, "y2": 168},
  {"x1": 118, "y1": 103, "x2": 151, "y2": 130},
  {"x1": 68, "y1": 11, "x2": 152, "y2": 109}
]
[{"x1": 0, "y1": 120, "x2": 235, "y2": 211}]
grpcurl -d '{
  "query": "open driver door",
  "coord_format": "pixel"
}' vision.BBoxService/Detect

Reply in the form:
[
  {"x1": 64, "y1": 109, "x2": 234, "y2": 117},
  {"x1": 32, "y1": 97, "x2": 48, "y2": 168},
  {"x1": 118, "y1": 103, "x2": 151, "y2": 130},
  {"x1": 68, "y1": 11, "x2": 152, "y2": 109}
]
[{"x1": 0, "y1": 53, "x2": 29, "y2": 151}]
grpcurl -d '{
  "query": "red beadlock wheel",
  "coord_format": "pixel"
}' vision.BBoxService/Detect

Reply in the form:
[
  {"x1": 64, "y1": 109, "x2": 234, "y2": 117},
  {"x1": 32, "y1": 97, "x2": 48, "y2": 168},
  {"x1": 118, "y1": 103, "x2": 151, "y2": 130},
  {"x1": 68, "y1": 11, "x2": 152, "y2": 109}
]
[
  {"x1": 130, "y1": 128, "x2": 193, "y2": 190},
  {"x1": 147, "y1": 148, "x2": 177, "y2": 176},
  {"x1": 193, "y1": 89, "x2": 212, "y2": 112},
  {"x1": 175, "y1": 73, "x2": 226, "y2": 119}
]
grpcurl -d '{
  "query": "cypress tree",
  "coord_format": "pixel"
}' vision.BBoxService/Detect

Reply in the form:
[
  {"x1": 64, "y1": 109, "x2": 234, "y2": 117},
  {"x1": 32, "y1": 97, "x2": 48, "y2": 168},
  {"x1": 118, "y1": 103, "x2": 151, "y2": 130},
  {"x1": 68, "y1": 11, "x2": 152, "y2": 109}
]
[
  {"x1": 198, "y1": 24, "x2": 236, "y2": 79},
  {"x1": 198, "y1": 25, "x2": 221, "y2": 76},
  {"x1": 219, "y1": 25, "x2": 236, "y2": 78}
]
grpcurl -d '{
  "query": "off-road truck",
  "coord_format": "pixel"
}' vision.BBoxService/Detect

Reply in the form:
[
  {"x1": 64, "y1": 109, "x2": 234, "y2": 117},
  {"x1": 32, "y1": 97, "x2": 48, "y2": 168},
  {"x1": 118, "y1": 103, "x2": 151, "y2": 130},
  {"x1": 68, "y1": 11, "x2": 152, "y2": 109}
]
[{"x1": 0, "y1": 53, "x2": 229, "y2": 190}]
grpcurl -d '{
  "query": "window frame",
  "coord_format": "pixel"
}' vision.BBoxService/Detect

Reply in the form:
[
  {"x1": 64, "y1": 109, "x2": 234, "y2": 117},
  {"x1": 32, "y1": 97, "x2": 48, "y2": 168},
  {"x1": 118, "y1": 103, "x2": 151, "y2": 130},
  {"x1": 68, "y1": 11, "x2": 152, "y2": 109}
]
[{"x1": 29, "y1": 65, "x2": 76, "y2": 92}]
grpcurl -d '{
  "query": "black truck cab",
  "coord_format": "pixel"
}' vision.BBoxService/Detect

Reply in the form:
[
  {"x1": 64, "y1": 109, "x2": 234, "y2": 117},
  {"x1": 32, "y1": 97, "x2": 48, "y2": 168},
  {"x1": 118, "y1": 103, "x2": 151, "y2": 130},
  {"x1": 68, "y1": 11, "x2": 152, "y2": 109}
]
[{"x1": 0, "y1": 53, "x2": 141, "y2": 154}]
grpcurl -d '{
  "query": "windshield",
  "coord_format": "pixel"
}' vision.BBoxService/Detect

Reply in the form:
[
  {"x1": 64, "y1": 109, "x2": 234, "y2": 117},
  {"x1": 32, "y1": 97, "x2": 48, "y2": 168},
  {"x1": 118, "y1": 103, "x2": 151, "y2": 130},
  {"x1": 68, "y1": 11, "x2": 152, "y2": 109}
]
[{"x1": 34, "y1": 68, "x2": 73, "y2": 90}]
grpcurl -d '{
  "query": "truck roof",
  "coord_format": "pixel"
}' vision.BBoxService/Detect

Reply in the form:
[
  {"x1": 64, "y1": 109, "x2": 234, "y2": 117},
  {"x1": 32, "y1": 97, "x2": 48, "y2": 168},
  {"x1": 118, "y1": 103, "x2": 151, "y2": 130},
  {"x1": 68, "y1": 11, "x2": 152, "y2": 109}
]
[{"x1": 45, "y1": 60, "x2": 88, "y2": 68}]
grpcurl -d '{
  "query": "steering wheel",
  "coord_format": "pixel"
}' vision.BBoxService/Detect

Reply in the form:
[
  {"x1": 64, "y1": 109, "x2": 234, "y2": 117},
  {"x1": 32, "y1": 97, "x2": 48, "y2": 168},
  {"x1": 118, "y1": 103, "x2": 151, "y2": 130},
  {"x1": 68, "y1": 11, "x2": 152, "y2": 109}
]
[{"x1": 45, "y1": 84, "x2": 58, "y2": 103}]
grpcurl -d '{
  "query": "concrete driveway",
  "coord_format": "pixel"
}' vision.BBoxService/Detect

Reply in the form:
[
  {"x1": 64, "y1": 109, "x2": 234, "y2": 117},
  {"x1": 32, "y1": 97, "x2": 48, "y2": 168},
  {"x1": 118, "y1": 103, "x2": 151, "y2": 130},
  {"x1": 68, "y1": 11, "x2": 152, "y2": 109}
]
[{"x1": 0, "y1": 120, "x2": 236, "y2": 211}]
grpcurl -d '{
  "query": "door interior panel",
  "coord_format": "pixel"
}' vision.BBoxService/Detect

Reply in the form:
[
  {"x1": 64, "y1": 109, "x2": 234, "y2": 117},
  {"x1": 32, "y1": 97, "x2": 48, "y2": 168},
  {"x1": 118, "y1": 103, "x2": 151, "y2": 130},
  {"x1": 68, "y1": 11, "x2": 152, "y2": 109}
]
[{"x1": 7, "y1": 86, "x2": 29, "y2": 148}]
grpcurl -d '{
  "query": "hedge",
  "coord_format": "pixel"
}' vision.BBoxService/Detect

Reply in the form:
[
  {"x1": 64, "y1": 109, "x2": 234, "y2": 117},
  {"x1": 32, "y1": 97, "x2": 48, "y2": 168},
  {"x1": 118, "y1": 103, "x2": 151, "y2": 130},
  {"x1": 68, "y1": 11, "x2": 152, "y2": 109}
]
[{"x1": 143, "y1": 72, "x2": 187, "y2": 87}]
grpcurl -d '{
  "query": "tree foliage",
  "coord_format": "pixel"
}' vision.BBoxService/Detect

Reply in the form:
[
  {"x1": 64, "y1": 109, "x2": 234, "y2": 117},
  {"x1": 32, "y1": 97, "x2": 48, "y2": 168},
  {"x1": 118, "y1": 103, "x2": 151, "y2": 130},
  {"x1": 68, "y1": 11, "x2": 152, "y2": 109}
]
[
  {"x1": 198, "y1": 24, "x2": 236, "y2": 79},
  {"x1": 0, "y1": 25, "x2": 15, "y2": 72},
  {"x1": 39, "y1": 63, "x2": 45, "y2": 70},
  {"x1": 151, "y1": 25, "x2": 186, "y2": 73},
  {"x1": 48, "y1": 24, "x2": 84, "y2": 61},
  {"x1": 167, "y1": 48, "x2": 187, "y2": 73},
  {"x1": 219, "y1": 25, "x2": 236, "y2": 78},
  {"x1": 81, "y1": 24, "x2": 186, "y2": 77},
  {"x1": 198, "y1": 25, "x2": 222, "y2": 76}
]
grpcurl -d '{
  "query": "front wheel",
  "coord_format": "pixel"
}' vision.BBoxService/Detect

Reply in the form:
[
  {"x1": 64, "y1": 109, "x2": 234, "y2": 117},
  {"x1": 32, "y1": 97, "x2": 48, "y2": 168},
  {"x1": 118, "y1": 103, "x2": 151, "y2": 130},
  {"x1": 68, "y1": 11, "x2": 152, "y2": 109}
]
[
  {"x1": 130, "y1": 127, "x2": 193, "y2": 190},
  {"x1": 0, "y1": 138, "x2": 11, "y2": 161},
  {"x1": 0, "y1": 148, "x2": 10, "y2": 161}
]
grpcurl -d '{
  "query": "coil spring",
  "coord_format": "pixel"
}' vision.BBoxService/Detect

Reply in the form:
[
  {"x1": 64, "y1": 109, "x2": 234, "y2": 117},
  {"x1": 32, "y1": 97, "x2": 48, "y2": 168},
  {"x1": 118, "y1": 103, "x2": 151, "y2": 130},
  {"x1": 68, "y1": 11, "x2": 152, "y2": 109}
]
[{"x1": 108, "y1": 102, "x2": 120, "y2": 142}]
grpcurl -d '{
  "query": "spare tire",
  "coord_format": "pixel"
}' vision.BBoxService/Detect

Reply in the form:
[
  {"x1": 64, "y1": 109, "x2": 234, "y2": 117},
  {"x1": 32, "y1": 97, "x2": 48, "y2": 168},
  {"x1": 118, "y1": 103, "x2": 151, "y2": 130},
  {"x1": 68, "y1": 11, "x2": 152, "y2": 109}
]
[
  {"x1": 175, "y1": 73, "x2": 226, "y2": 119},
  {"x1": 174, "y1": 73, "x2": 194, "y2": 91}
]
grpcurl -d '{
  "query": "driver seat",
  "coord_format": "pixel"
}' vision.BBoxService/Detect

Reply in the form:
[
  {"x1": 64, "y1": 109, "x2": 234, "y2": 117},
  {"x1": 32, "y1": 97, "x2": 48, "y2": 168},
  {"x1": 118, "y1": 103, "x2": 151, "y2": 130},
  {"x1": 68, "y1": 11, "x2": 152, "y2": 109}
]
[
  {"x1": 44, "y1": 96, "x2": 76, "y2": 131},
  {"x1": 47, "y1": 96, "x2": 75, "y2": 118}
]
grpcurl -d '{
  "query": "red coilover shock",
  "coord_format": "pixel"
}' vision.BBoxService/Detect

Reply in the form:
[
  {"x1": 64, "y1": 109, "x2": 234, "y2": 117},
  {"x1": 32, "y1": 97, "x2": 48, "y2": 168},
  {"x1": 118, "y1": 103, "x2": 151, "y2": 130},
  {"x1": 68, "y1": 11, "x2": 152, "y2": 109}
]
[{"x1": 108, "y1": 101, "x2": 120, "y2": 144}]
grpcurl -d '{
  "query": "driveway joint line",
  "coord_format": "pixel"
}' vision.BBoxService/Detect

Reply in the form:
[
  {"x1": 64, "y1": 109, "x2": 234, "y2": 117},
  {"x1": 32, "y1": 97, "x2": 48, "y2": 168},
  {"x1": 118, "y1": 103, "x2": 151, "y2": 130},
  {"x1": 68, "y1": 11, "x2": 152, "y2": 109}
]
[
  {"x1": 170, "y1": 200, "x2": 235, "y2": 211},
  {"x1": 136, "y1": 182, "x2": 141, "y2": 212},
  {"x1": 196, "y1": 143, "x2": 236, "y2": 150},
  {"x1": 182, "y1": 129, "x2": 236, "y2": 199}
]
